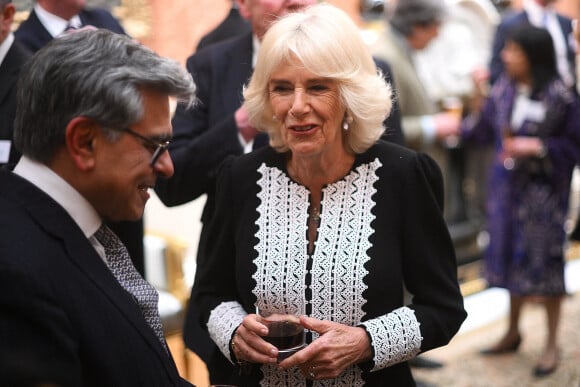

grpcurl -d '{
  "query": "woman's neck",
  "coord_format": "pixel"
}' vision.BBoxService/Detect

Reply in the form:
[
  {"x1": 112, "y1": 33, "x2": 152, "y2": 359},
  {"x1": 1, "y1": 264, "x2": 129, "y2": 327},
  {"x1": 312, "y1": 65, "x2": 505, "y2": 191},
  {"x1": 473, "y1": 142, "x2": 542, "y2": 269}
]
[{"x1": 287, "y1": 151, "x2": 355, "y2": 190}]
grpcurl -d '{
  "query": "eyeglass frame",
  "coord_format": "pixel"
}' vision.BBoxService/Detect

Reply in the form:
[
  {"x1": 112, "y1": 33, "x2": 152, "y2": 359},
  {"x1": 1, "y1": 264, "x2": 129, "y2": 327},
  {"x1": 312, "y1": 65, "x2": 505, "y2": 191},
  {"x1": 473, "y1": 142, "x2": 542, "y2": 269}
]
[{"x1": 104, "y1": 126, "x2": 171, "y2": 166}]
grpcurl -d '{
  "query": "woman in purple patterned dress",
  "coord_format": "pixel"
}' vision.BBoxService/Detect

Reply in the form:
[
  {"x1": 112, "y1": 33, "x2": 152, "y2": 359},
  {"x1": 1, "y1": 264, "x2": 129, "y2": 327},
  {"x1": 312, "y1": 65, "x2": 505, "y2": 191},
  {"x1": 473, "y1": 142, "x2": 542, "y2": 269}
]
[{"x1": 462, "y1": 24, "x2": 580, "y2": 377}]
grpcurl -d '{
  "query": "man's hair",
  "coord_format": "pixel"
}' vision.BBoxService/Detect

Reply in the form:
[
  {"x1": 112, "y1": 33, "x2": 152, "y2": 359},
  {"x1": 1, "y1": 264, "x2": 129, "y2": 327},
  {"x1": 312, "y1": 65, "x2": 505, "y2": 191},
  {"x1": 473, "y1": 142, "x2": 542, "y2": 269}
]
[
  {"x1": 14, "y1": 29, "x2": 196, "y2": 163},
  {"x1": 387, "y1": 0, "x2": 445, "y2": 36}
]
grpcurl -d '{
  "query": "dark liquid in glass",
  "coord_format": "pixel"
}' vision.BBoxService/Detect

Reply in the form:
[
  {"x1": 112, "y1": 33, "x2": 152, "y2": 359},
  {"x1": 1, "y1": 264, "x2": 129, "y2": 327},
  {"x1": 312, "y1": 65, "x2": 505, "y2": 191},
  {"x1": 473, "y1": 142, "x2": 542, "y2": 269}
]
[{"x1": 264, "y1": 321, "x2": 305, "y2": 349}]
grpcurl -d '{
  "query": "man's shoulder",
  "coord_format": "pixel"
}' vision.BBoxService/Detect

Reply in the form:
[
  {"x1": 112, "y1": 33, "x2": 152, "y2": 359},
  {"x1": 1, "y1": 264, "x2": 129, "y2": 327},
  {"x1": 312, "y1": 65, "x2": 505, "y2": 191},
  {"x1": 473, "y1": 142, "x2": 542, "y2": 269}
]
[
  {"x1": 14, "y1": 10, "x2": 47, "y2": 52},
  {"x1": 186, "y1": 31, "x2": 253, "y2": 69},
  {"x1": 498, "y1": 10, "x2": 528, "y2": 28}
]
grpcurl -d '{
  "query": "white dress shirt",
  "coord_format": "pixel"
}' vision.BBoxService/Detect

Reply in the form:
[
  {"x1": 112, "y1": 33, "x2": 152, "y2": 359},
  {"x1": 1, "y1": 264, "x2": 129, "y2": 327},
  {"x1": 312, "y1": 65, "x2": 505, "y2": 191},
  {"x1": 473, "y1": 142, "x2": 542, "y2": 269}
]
[
  {"x1": 524, "y1": 0, "x2": 574, "y2": 87},
  {"x1": 34, "y1": 3, "x2": 82, "y2": 38},
  {"x1": 13, "y1": 156, "x2": 106, "y2": 261}
]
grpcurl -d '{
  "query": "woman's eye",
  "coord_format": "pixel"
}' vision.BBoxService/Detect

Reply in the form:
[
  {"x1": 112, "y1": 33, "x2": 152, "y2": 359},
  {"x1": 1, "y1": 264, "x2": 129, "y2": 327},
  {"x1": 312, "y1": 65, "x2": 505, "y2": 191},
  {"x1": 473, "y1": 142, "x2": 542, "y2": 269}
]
[
  {"x1": 309, "y1": 84, "x2": 329, "y2": 93},
  {"x1": 271, "y1": 85, "x2": 292, "y2": 94}
]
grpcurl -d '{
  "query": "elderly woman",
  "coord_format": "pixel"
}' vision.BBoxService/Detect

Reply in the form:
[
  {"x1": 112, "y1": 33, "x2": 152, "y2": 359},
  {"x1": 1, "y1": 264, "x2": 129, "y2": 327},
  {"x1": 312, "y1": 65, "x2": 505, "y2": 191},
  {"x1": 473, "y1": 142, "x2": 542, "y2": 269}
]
[{"x1": 192, "y1": 4, "x2": 466, "y2": 386}]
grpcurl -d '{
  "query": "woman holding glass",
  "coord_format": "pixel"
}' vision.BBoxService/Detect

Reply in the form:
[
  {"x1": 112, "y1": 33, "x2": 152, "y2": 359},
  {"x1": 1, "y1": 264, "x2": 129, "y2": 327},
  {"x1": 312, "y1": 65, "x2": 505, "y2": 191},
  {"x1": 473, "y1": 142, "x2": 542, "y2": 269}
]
[
  {"x1": 192, "y1": 4, "x2": 466, "y2": 386},
  {"x1": 462, "y1": 25, "x2": 580, "y2": 376}
]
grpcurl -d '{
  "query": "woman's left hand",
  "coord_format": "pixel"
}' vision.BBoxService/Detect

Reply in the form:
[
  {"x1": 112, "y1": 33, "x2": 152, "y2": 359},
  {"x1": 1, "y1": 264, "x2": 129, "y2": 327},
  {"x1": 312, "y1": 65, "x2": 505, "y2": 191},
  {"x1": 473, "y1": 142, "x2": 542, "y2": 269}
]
[
  {"x1": 502, "y1": 136, "x2": 546, "y2": 159},
  {"x1": 278, "y1": 316, "x2": 372, "y2": 380}
]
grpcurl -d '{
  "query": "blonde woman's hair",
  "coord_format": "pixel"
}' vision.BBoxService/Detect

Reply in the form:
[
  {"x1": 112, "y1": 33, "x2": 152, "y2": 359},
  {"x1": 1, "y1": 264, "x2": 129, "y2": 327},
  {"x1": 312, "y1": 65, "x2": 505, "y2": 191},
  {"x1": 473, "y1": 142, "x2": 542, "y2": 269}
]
[{"x1": 243, "y1": 3, "x2": 393, "y2": 154}]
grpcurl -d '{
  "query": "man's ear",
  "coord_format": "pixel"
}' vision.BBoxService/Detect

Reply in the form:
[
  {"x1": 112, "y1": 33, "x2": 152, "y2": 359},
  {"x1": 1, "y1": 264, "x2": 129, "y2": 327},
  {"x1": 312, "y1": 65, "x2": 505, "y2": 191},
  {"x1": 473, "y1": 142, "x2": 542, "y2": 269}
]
[{"x1": 65, "y1": 117, "x2": 99, "y2": 172}]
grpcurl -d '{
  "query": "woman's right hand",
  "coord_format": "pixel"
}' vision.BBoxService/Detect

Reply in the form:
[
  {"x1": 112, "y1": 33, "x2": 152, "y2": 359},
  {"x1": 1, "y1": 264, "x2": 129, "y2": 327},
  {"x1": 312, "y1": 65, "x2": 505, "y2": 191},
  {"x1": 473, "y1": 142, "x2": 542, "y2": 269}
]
[{"x1": 231, "y1": 314, "x2": 279, "y2": 365}]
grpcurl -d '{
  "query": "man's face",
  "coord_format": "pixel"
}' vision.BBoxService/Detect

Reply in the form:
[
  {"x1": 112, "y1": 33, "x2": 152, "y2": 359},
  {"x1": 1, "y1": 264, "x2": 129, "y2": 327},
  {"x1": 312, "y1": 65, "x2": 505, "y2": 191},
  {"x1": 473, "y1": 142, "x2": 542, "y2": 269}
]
[
  {"x1": 89, "y1": 89, "x2": 174, "y2": 222},
  {"x1": 237, "y1": 0, "x2": 315, "y2": 40}
]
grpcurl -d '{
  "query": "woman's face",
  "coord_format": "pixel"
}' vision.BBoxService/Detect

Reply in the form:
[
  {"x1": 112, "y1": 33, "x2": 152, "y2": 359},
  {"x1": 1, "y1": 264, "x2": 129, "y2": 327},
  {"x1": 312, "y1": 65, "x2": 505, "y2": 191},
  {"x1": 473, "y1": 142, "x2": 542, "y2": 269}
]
[
  {"x1": 501, "y1": 40, "x2": 530, "y2": 82},
  {"x1": 268, "y1": 60, "x2": 346, "y2": 159}
]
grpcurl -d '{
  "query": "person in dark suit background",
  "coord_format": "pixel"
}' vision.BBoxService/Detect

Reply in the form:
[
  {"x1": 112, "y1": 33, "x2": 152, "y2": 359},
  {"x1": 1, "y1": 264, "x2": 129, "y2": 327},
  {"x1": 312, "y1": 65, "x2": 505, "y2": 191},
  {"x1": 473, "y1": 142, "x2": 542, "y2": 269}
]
[
  {"x1": 489, "y1": 0, "x2": 576, "y2": 89},
  {"x1": 14, "y1": 0, "x2": 125, "y2": 53},
  {"x1": 13, "y1": 0, "x2": 149, "y2": 275},
  {"x1": 0, "y1": 29, "x2": 196, "y2": 387},
  {"x1": 196, "y1": 0, "x2": 250, "y2": 51},
  {"x1": 154, "y1": 0, "x2": 404, "y2": 384},
  {"x1": 0, "y1": 0, "x2": 31, "y2": 169}
]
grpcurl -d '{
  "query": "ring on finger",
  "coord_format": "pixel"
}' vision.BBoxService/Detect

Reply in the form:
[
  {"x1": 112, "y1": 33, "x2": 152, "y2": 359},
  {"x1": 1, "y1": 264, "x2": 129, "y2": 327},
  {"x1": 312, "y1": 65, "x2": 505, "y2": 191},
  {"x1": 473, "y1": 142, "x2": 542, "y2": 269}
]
[{"x1": 308, "y1": 366, "x2": 316, "y2": 379}]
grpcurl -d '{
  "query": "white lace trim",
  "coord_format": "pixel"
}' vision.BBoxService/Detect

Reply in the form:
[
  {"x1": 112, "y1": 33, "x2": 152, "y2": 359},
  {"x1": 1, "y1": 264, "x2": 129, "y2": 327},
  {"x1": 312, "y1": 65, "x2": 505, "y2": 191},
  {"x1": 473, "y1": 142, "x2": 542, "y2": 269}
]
[
  {"x1": 207, "y1": 301, "x2": 246, "y2": 363},
  {"x1": 260, "y1": 363, "x2": 364, "y2": 387},
  {"x1": 253, "y1": 159, "x2": 381, "y2": 385},
  {"x1": 361, "y1": 306, "x2": 422, "y2": 371}
]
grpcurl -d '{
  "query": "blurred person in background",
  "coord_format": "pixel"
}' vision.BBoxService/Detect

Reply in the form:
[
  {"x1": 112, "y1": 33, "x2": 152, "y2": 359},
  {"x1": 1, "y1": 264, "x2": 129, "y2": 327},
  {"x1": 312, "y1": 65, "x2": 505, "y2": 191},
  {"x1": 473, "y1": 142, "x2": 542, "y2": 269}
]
[
  {"x1": 372, "y1": 0, "x2": 461, "y2": 216},
  {"x1": 372, "y1": 0, "x2": 462, "y2": 370},
  {"x1": 0, "y1": 29, "x2": 196, "y2": 386},
  {"x1": 15, "y1": 0, "x2": 126, "y2": 53},
  {"x1": 461, "y1": 25, "x2": 580, "y2": 377},
  {"x1": 196, "y1": 0, "x2": 250, "y2": 51},
  {"x1": 489, "y1": 0, "x2": 576, "y2": 89},
  {"x1": 0, "y1": 0, "x2": 31, "y2": 169},
  {"x1": 192, "y1": 4, "x2": 465, "y2": 386}
]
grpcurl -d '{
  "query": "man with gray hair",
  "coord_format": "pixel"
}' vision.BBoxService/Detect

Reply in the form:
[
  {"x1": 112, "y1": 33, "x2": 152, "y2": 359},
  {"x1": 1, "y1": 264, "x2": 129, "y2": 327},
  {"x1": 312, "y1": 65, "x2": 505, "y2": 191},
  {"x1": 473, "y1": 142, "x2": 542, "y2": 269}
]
[
  {"x1": 0, "y1": 0, "x2": 31, "y2": 168},
  {"x1": 0, "y1": 29, "x2": 196, "y2": 387}
]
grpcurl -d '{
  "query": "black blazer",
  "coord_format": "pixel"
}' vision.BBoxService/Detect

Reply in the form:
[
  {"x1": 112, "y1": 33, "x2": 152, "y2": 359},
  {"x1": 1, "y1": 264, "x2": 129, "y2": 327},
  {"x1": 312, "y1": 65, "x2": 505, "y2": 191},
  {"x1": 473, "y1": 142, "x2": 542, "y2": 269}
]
[
  {"x1": 0, "y1": 40, "x2": 31, "y2": 168},
  {"x1": 0, "y1": 170, "x2": 192, "y2": 387},
  {"x1": 14, "y1": 8, "x2": 126, "y2": 53},
  {"x1": 196, "y1": 6, "x2": 251, "y2": 51},
  {"x1": 192, "y1": 142, "x2": 466, "y2": 386}
]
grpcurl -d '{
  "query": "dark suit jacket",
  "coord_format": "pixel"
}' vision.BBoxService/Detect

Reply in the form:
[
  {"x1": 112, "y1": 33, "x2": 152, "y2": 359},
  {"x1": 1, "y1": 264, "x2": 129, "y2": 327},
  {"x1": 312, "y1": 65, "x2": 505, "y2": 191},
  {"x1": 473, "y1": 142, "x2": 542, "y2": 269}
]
[
  {"x1": 196, "y1": 6, "x2": 251, "y2": 51},
  {"x1": 14, "y1": 7, "x2": 126, "y2": 53},
  {"x1": 0, "y1": 170, "x2": 192, "y2": 387},
  {"x1": 0, "y1": 40, "x2": 31, "y2": 168},
  {"x1": 154, "y1": 31, "x2": 404, "y2": 383},
  {"x1": 489, "y1": 10, "x2": 576, "y2": 86}
]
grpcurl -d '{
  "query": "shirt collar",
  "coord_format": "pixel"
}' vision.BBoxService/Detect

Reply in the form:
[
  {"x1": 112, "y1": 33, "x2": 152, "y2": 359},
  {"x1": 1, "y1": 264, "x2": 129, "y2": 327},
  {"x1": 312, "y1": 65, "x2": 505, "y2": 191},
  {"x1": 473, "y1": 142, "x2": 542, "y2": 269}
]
[
  {"x1": 34, "y1": 3, "x2": 82, "y2": 37},
  {"x1": 252, "y1": 34, "x2": 261, "y2": 68},
  {"x1": 524, "y1": 0, "x2": 553, "y2": 27},
  {"x1": 13, "y1": 156, "x2": 102, "y2": 238},
  {"x1": 0, "y1": 33, "x2": 14, "y2": 65}
]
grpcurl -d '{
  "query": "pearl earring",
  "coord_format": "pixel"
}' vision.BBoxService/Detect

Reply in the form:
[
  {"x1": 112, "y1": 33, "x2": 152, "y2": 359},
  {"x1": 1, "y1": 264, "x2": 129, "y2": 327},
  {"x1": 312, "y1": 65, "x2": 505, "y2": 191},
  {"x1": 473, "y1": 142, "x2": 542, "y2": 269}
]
[{"x1": 342, "y1": 115, "x2": 353, "y2": 131}]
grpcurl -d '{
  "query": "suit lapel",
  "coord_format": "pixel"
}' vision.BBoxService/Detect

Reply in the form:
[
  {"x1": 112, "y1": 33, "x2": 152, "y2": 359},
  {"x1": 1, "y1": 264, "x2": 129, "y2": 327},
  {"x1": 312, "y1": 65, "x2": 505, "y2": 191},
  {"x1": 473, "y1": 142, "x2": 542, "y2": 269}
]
[
  {"x1": 0, "y1": 42, "x2": 29, "y2": 105},
  {"x1": 220, "y1": 32, "x2": 253, "y2": 114},
  {"x1": 1, "y1": 171, "x2": 176, "y2": 371},
  {"x1": 22, "y1": 11, "x2": 54, "y2": 51}
]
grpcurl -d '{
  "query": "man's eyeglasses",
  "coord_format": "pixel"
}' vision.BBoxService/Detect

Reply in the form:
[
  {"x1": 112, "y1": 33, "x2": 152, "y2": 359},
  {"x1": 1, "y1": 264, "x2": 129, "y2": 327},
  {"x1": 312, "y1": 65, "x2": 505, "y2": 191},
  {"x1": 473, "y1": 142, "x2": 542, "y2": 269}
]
[{"x1": 107, "y1": 127, "x2": 171, "y2": 166}]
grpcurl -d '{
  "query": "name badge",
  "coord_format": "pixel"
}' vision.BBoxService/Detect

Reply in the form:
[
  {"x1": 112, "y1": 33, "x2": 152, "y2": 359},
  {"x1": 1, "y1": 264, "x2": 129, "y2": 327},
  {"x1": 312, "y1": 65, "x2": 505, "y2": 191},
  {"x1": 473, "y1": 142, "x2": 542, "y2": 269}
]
[
  {"x1": 0, "y1": 140, "x2": 12, "y2": 163},
  {"x1": 525, "y1": 100, "x2": 546, "y2": 123}
]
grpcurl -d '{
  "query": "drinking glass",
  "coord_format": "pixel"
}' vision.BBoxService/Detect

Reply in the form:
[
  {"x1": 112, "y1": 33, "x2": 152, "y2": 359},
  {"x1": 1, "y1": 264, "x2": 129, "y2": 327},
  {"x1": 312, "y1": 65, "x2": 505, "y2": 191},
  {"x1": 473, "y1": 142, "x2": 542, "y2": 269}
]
[
  {"x1": 441, "y1": 96, "x2": 463, "y2": 148},
  {"x1": 258, "y1": 308, "x2": 306, "y2": 361},
  {"x1": 502, "y1": 125, "x2": 515, "y2": 170}
]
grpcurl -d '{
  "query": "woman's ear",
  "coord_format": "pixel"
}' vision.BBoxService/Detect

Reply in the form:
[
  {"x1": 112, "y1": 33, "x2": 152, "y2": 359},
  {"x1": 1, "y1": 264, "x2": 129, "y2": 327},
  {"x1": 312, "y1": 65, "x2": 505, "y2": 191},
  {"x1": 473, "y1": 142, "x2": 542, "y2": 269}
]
[{"x1": 65, "y1": 117, "x2": 99, "y2": 171}]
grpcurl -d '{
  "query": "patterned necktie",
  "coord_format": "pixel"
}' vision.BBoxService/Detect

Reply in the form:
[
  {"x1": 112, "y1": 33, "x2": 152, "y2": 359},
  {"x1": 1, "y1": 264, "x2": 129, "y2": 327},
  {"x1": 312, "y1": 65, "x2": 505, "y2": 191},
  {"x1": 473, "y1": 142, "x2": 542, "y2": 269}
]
[{"x1": 94, "y1": 224, "x2": 167, "y2": 351}]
